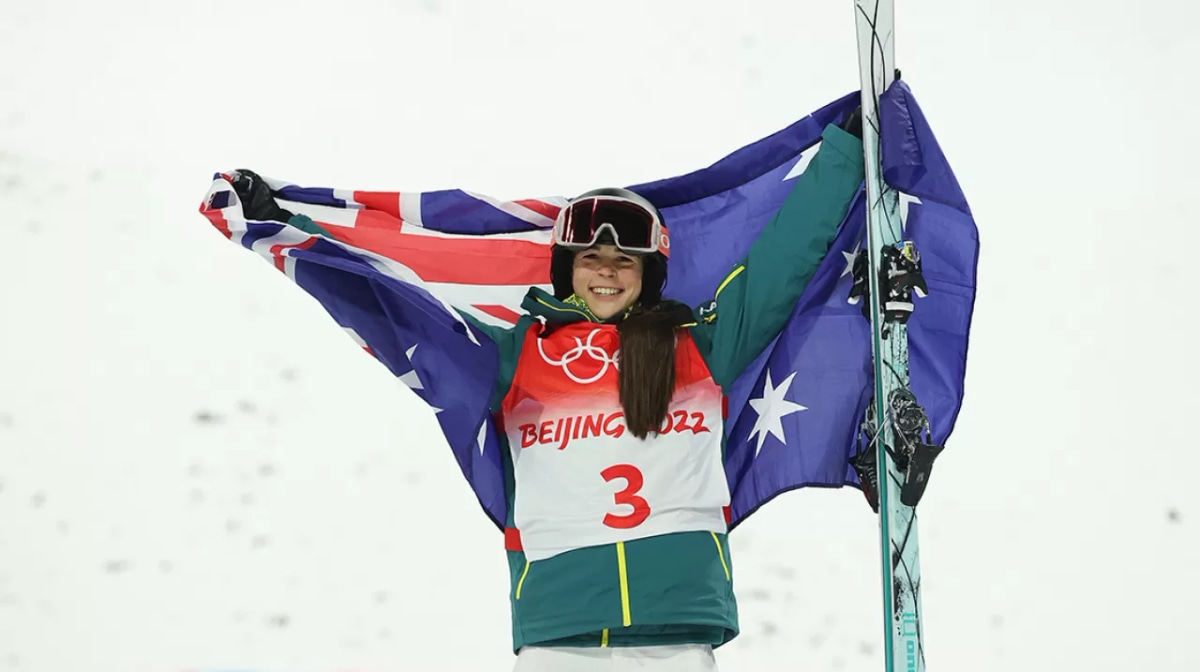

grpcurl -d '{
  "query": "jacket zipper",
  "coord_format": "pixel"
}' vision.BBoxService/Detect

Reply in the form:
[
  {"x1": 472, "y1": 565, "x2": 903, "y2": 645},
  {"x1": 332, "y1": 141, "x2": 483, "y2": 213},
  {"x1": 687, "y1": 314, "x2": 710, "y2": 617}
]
[
  {"x1": 616, "y1": 541, "x2": 632, "y2": 626},
  {"x1": 711, "y1": 532, "x2": 731, "y2": 581},
  {"x1": 515, "y1": 560, "x2": 531, "y2": 599}
]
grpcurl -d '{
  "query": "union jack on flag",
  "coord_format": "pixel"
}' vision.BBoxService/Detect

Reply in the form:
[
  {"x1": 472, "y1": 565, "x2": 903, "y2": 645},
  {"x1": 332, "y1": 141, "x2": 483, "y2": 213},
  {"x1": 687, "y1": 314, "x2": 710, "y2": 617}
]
[{"x1": 197, "y1": 82, "x2": 978, "y2": 531}]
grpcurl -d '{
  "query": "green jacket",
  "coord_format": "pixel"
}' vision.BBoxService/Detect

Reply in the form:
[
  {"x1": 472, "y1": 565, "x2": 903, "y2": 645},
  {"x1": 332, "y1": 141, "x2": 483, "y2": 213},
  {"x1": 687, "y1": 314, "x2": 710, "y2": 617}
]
[{"x1": 460, "y1": 123, "x2": 865, "y2": 652}]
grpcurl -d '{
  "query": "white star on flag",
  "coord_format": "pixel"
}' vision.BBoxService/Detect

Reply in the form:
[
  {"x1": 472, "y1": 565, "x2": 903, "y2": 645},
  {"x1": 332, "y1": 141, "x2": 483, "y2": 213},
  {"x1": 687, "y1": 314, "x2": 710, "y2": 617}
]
[
  {"x1": 900, "y1": 193, "x2": 922, "y2": 232},
  {"x1": 841, "y1": 249, "x2": 859, "y2": 278},
  {"x1": 748, "y1": 369, "x2": 808, "y2": 457},
  {"x1": 398, "y1": 344, "x2": 424, "y2": 390},
  {"x1": 841, "y1": 227, "x2": 868, "y2": 279},
  {"x1": 397, "y1": 343, "x2": 441, "y2": 414},
  {"x1": 783, "y1": 143, "x2": 821, "y2": 181},
  {"x1": 478, "y1": 419, "x2": 489, "y2": 456}
]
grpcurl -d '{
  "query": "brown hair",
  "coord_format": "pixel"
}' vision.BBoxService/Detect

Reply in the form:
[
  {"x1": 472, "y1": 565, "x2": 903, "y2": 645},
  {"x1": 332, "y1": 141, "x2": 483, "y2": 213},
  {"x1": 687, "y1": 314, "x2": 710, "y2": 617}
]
[{"x1": 616, "y1": 301, "x2": 695, "y2": 439}]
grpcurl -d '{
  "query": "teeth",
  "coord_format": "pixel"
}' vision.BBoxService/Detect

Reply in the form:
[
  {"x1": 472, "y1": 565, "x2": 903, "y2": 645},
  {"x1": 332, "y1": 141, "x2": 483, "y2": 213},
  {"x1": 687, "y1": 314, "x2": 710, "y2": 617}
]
[{"x1": 593, "y1": 288, "x2": 621, "y2": 296}]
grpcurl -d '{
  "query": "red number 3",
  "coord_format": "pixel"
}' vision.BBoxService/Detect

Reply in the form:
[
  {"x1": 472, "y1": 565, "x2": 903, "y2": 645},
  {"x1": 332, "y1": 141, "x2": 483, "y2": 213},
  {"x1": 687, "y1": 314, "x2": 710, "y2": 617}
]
[{"x1": 601, "y1": 464, "x2": 651, "y2": 528}]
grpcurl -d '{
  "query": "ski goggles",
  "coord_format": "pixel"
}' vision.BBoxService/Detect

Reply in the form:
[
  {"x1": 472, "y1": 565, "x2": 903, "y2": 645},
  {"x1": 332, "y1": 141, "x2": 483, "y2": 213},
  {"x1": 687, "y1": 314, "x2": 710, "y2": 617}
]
[{"x1": 552, "y1": 195, "x2": 670, "y2": 257}]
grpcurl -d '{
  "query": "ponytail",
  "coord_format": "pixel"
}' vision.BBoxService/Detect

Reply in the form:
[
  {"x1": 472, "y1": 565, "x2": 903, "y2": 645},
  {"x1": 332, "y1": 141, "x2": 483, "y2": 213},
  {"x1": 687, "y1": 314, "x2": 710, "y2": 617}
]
[{"x1": 616, "y1": 301, "x2": 694, "y2": 439}]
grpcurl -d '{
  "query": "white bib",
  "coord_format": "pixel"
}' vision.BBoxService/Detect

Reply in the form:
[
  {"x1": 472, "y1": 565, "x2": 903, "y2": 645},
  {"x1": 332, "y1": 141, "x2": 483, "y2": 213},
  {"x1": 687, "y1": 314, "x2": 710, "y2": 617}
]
[{"x1": 502, "y1": 323, "x2": 730, "y2": 562}]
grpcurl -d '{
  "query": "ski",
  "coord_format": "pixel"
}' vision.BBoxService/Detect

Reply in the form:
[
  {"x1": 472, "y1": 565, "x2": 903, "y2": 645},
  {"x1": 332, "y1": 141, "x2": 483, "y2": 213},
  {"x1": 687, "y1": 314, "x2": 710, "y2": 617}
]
[{"x1": 852, "y1": 1, "x2": 931, "y2": 670}]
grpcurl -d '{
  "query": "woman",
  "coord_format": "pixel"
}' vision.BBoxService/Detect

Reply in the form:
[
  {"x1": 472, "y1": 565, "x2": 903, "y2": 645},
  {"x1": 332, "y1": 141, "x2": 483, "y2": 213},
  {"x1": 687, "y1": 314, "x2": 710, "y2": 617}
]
[{"x1": 231, "y1": 111, "x2": 864, "y2": 672}]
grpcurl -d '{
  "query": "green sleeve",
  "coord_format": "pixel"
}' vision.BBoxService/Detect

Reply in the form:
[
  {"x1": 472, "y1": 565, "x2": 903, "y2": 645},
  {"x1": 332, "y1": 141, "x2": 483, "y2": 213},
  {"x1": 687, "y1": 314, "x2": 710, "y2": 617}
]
[
  {"x1": 287, "y1": 213, "x2": 335, "y2": 237},
  {"x1": 457, "y1": 311, "x2": 536, "y2": 412},
  {"x1": 691, "y1": 124, "x2": 865, "y2": 390}
]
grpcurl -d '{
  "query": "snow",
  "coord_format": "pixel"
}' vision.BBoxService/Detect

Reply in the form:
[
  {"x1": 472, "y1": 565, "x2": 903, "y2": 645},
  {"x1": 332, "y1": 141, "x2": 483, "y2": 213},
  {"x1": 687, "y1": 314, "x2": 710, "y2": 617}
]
[{"x1": 2, "y1": 0, "x2": 1198, "y2": 670}]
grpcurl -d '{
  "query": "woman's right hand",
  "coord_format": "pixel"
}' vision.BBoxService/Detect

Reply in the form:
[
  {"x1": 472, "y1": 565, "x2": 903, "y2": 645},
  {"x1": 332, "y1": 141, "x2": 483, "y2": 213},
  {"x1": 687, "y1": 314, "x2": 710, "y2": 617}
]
[{"x1": 229, "y1": 169, "x2": 295, "y2": 223}]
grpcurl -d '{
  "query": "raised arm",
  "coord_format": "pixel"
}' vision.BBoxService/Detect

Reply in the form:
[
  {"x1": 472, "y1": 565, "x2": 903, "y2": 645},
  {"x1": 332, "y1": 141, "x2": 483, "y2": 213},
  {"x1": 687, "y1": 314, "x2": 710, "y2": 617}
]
[
  {"x1": 690, "y1": 122, "x2": 864, "y2": 390},
  {"x1": 206, "y1": 171, "x2": 511, "y2": 523}
]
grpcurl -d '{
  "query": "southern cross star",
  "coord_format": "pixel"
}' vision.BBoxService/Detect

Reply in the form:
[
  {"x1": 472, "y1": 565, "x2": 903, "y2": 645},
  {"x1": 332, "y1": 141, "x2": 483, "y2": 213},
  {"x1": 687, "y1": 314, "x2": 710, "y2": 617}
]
[{"x1": 748, "y1": 369, "x2": 808, "y2": 458}]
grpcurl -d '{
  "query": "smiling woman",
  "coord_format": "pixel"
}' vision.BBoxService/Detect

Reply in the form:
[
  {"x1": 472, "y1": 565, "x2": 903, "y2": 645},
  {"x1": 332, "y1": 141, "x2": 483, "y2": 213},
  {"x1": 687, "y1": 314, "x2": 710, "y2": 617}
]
[
  {"x1": 549, "y1": 186, "x2": 671, "y2": 319},
  {"x1": 222, "y1": 110, "x2": 866, "y2": 672},
  {"x1": 471, "y1": 125, "x2": 864, "y2": 668},
  {"x1": 571, "y1": 246, "x2": 644, "y2": 320},
  {"x1": 546, "y1": 187, "x2": 693, "y2": 440}
]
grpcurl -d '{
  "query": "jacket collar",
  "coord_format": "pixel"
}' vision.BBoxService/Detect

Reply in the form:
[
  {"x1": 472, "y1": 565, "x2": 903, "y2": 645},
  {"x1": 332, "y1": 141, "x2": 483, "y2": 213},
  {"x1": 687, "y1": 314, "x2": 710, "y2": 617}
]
[{"x1": 520, "y1": 287, "x2": 634, "y2": 326}]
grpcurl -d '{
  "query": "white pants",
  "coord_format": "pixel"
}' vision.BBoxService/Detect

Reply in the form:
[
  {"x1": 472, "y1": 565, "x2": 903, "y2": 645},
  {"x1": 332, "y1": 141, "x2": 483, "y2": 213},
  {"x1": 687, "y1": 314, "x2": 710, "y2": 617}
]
[{"x1": 512, "y1": 644, "x2": 719, "y2": 671}]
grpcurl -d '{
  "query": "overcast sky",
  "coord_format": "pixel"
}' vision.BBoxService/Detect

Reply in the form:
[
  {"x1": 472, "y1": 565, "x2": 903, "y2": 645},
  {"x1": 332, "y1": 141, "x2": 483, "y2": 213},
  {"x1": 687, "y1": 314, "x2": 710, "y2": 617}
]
[{"x1": 2, "y1": 1, "x2": 1197, "y2": 671}]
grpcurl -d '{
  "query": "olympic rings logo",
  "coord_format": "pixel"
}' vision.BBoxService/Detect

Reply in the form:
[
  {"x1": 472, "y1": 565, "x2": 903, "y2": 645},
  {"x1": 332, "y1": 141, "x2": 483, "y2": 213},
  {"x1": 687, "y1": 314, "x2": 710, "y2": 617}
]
[{"x1": 536, "y1": 328, "x2": 619, "y2": 384}]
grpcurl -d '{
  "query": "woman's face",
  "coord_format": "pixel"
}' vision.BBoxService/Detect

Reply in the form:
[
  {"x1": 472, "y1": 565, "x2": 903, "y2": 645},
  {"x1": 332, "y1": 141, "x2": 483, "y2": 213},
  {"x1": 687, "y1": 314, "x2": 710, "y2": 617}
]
[{"x1": 571, "y1": 245, "x2": 644, "y2": 320}]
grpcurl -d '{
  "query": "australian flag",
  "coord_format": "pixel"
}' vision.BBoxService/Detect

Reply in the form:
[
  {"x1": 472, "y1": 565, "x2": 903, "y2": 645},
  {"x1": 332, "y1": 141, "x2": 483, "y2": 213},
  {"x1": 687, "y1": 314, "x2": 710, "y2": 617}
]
[{"x1": 197, "y1": 80, "x2": 978, "y2": 532}]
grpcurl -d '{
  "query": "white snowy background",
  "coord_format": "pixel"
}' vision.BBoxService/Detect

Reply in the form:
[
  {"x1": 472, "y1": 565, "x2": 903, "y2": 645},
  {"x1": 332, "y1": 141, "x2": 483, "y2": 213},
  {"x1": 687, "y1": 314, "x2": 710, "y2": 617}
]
[{"x1": 1, "y1": 0, "x2": 1196, "y2": 670}]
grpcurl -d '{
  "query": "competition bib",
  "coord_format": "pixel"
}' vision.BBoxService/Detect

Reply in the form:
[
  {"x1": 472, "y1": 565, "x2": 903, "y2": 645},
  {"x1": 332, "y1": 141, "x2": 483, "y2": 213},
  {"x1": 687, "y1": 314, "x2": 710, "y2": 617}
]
[{"x1": 502, "y1": 323, "x2": 730, "y2": 562}]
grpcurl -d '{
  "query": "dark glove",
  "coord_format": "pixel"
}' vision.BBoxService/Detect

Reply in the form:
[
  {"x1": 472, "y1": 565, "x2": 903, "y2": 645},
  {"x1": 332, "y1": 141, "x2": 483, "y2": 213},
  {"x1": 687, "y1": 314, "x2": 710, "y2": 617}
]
[
  {"x1": 229, "y1": 169, "x2": 295, "y2": 222},
  {"x1": 841, "y1": 105, "x2": 863, "y2": 139},
  {"x1": 840, "y1": 70, "x2": 899, "y2": 140}
]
